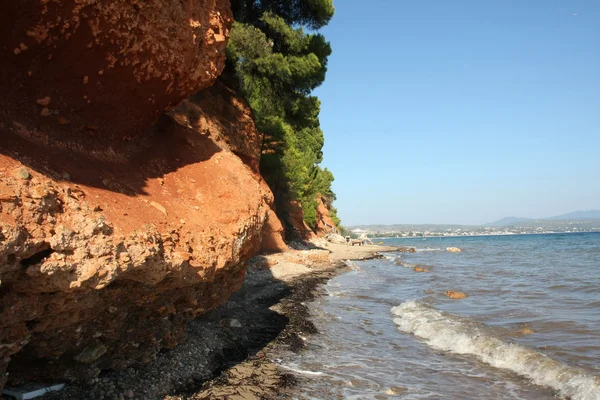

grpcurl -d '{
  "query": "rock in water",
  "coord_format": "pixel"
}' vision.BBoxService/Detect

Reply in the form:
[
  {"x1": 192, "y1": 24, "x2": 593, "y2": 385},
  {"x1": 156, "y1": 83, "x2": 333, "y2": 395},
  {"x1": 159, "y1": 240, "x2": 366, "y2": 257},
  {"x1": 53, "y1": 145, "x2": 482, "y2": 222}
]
[
  {"x1": 446, "y1": 290, "x2": 467, "y2": 299},
  {"x1": 447, "y1": 247, "x2": 462, "y2": 252}
]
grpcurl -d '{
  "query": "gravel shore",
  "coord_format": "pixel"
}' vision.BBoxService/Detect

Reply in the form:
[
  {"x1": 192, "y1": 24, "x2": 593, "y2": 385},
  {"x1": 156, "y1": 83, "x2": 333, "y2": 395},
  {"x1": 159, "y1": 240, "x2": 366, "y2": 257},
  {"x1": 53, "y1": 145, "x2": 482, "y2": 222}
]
[{"x1": 35, "y1": 243, "x2": 397, "y2": 400}]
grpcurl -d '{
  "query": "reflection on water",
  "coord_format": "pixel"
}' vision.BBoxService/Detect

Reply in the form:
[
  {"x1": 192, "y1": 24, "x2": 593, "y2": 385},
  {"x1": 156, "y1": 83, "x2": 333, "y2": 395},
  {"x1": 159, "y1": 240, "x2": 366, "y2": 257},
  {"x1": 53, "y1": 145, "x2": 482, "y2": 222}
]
[{"x1": 283, "y1": 233, "x2": 600, "y2": 399}]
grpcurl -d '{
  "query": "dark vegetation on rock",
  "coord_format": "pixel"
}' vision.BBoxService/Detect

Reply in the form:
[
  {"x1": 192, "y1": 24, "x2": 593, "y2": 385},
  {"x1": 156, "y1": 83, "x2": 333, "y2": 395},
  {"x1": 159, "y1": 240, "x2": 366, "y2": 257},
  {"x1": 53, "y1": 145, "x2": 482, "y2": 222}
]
[{"x1": 226, "y1": 0, "x2": 342, "y2": 239}]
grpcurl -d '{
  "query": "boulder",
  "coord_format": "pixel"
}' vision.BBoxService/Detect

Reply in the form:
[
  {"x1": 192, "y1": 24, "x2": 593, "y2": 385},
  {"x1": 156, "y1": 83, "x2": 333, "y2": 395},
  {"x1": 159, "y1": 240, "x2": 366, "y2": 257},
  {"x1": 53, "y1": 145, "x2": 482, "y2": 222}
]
[{"x1": 325, "y1": 233, "x2": 347, "y2": 244}]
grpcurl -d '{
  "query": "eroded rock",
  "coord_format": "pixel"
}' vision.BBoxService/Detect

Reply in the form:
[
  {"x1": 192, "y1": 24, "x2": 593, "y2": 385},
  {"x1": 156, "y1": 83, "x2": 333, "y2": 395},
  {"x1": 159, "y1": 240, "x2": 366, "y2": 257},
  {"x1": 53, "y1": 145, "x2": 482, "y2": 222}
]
[{"x1": 0, "y1": 0, "x2": 232, "y2": 143}]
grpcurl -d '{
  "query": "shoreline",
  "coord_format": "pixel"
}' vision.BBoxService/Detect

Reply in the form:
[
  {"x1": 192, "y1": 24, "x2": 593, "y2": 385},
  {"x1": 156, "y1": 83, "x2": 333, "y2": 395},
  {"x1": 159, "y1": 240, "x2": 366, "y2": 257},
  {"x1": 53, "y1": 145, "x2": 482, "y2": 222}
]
[
  {"x1": 44, "y1": 243, "x2": 397, "y2": 400},
  {"x1": 372, "y1": 230, "x2": 600, "y2": 240}
]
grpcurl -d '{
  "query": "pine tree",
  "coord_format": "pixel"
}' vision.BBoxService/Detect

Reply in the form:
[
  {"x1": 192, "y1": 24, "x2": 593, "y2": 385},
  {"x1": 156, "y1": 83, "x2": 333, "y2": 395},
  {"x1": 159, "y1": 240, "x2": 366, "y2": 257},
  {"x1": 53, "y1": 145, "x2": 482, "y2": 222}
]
[{"x1": 227, "y1": 0, "x2": 340, "y2": 234}]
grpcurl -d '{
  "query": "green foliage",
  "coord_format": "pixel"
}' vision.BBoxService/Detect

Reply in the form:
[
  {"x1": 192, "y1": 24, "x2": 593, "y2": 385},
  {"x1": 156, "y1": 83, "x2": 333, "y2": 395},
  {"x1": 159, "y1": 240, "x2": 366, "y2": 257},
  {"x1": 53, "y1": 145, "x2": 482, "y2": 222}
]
[
  {"x1": 231, "y1": 0, "x2": 335, "y2": 29},
  {"x1": 227, "y1": 1, "x2": 339, "y2": 232}
]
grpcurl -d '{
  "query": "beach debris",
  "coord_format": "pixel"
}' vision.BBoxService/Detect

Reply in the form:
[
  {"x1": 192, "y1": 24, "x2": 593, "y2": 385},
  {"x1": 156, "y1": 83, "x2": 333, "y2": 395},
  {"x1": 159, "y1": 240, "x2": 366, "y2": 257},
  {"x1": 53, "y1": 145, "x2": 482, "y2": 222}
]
[
  {"x1": 445, "y1": 290, "x2": 467, "y2": 299},
  {"x1": 2, "y1": 383, "x2": 65, "y2": 399},
  {"x1": 447, "y1": 247, "x2": 462, "y2": 252}
]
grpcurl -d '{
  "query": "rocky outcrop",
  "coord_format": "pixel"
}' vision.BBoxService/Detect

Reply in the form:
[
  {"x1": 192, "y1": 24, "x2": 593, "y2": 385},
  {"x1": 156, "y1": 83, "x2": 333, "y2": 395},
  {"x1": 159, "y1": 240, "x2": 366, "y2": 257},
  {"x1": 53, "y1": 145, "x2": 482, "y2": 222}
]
[
  {"x1": 0, "y1": 116, "x2": 271, "y2": 387},
  {"x1": 0, "y1": 0, "x2": 232, "y2": 143},
  {"x1": 169, "y1": 78, "x2": 262, "y2": 173},
  {"x1": 285, "y1": 201, "x2": 318, "y2": 241},
  {"x1": 260, "y1": 206, "x2": 289, "y2": 253},
  {"x1": 0, "y1": 1, "x2": 277, "y2": 389},
  {"x1": 314, "y1": 195, "x2": 338, "y2": 237}
]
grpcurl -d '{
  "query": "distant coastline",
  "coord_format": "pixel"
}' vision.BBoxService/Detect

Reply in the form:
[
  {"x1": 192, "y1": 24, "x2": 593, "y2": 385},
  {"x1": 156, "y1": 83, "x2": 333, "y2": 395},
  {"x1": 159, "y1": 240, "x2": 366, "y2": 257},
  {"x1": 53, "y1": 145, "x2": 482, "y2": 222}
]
[{"x1": 372, "y1": 230, "x2": 600, "y2": 240}]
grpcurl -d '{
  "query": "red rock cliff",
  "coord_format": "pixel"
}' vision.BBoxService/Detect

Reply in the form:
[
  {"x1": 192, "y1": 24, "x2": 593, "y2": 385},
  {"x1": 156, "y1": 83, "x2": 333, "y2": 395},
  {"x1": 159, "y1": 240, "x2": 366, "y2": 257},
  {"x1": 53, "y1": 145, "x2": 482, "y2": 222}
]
[
  {"x1": 0, "y1": 1, "x2": 276, "y2": 390},
  {"x1": 0, "y1": 0, "x2": 231, "y2": 143},
  {"x1": 315, "y1": 195, "x2": 338, "y2": 237}
]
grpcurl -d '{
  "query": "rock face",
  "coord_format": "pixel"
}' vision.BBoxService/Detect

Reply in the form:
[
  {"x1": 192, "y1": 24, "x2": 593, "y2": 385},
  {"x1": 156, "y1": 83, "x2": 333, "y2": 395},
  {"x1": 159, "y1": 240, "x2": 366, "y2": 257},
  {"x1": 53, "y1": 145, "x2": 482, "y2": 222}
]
[
  {"x1": 314, "y1": 195, "x2": 338, "y2": 237},
  {"x1": 169, "y1": 78, "x2": 263, "y2": 173},
  {"x1": 0, "y1": 0, "x2": 232, "y2": 143},
  {"x1": 0, "y1": 1, "x2": 275, "y2": 388},
  {"x1": 260, "y1": 206, "x2": 289, "y2": 253},
  {"x1": 285, "y1": 201, "x2": 318, "y2": 241},
  {"x1": 0, "y1": 115, "x2": 271, "y2": 387}
]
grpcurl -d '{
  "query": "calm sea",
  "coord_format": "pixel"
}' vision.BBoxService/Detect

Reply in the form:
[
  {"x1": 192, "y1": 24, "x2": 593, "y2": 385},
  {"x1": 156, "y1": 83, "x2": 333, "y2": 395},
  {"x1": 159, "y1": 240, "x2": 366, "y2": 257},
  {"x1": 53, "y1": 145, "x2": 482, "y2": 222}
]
[{"x1": 280, "y1": 232, "x2": 600, "y2": 399}]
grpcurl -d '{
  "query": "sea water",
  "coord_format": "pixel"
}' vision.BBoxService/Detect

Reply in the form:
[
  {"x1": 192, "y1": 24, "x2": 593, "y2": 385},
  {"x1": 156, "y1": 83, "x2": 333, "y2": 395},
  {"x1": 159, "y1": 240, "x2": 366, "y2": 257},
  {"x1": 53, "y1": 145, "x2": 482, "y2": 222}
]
[{"x1": 281, "y1": 233, "x2": 600, "y2": 399}]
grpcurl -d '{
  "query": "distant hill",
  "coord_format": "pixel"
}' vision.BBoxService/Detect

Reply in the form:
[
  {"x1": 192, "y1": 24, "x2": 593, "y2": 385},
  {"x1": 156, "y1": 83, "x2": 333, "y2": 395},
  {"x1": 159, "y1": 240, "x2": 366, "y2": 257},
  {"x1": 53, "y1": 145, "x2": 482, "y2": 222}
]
[
  {"x1": 546, "y1": 210, "x2": 600, "y2": 220},
  {"x1": 485, "y1": 210, "x2": 600, "y2": 226},
  {"x1": 484, "y1": 217, "x2": 532, "y2": 227}
]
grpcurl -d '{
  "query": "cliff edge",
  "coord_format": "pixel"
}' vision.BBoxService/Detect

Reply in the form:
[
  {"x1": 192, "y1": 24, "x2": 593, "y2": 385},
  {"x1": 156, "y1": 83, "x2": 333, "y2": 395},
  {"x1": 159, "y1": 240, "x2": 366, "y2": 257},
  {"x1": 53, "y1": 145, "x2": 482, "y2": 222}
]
[{"x1": 0, "y1": 0, "x2": 275, "y2": 390}]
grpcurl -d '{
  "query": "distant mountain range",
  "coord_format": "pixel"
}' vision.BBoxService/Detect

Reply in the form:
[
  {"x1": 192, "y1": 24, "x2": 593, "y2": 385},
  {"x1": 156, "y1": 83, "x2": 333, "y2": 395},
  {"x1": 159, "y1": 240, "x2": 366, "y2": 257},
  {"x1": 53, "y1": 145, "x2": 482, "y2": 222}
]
[{"x1": 486, "y1": 210, "x2": 600, "y2": 227}]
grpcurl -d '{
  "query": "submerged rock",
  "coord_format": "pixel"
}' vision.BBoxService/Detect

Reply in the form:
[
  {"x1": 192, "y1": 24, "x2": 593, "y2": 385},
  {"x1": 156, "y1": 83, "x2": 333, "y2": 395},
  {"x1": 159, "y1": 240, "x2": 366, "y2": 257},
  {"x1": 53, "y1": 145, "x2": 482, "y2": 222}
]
[
  {"x1": 445, "y1": 290, "x2": 467, "y2": 299},
  {"x1": 447, "y1": 247, "x2": 462, "y2": 252}
]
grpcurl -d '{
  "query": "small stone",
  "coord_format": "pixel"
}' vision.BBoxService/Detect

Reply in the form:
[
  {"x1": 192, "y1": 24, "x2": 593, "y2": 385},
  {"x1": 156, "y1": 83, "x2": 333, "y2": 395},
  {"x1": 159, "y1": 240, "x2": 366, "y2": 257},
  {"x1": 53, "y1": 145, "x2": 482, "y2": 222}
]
[
  {"x1": 229, "y1": 319, "x2": 242, "y2": 328},
  {"x1": 83, "y1": 76, "x2": 89, "y2": 84},
  {"x1": 37, "y1": 96, "x2": 51, "y2": 106},
  {"x1": 13, "y1": 48, "x2": 21, "y2": 55},
  {"x1": 98, "y1": 70, "x2": 104, "y2": 75},
  {"x1": 41, "y1": 108, "x2": 51, "y2": 117},
  {"x1": 75, "y1": 344, "x2": 107, "y2": 363},
  {"x1": 180, "y1": 219, "x2": 185, "y2": 224},
  {"x1": 11, "y1": 166, "x2": 31, "y2": 180},
  {"x1": 519, "y1": 328, "x2": 534, "y2": 335},
  {"x1": 447, "y1": 247, "x2": 462, "y2": 253},
  {"x1": 19, "y1": 43, "x2": 28, "y2": 51},
  {"x1": 58, "y1": 117, "x2": 69, "y2": 125}
]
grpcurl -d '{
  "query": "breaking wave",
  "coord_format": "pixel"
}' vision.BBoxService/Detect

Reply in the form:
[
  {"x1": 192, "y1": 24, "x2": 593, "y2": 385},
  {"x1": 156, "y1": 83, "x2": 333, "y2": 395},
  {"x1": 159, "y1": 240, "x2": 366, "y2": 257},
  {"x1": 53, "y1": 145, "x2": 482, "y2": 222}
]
[{"x1": 391, "y1": 301, "x2": 600, "y2": 400}]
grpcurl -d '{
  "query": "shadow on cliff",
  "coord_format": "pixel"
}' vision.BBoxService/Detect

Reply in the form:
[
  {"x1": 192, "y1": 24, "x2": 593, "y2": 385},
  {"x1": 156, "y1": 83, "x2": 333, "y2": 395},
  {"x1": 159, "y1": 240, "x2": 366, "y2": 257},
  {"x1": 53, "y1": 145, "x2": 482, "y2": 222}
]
[{"x1": 0, "y1": 114, "x2": 224, "y2": 196}]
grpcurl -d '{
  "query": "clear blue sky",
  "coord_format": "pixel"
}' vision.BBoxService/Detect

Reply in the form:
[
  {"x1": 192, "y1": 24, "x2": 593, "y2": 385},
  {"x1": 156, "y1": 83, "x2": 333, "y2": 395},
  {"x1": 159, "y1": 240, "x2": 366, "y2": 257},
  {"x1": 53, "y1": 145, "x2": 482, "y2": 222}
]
[{"x1": 314, "y1": 0, "x2": 600, "y2": 226}]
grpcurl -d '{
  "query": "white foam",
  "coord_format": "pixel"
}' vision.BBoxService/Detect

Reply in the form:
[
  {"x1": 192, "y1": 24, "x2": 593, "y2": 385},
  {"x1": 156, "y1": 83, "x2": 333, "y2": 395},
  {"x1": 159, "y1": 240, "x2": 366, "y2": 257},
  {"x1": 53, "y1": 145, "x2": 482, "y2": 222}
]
[
  {"x1": 279, "y1": 364, "x2": 324, "y2": 376},
  {"x1": 391, "y1": 301, "x2": 600, "y2": 400}
]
